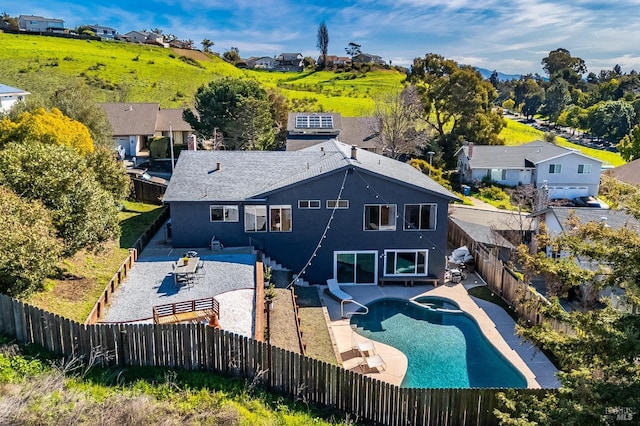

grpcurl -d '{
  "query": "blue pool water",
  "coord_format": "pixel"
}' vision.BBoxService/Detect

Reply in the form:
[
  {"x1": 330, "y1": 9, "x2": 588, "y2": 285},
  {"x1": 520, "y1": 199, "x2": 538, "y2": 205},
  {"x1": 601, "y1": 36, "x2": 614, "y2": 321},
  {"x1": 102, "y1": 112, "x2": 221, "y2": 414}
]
[{"x1": 350, "y1": 297, "x2": 527, "y2": 388}]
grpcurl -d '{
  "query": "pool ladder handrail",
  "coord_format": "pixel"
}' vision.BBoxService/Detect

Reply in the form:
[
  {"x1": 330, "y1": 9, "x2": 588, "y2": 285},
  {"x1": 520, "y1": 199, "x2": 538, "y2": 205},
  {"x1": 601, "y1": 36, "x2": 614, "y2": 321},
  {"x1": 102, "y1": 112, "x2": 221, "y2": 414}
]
[{"x1": 342, "y1": 299, "x2": 369, "y2": 319}]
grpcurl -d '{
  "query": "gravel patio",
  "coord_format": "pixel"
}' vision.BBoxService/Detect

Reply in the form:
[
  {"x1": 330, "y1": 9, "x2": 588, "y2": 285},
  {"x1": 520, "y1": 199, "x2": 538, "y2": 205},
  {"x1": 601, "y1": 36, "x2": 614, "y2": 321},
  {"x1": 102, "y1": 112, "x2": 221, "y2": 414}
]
[{"x1": 101, "y1": 225, "x2": 257, "y2": 337}]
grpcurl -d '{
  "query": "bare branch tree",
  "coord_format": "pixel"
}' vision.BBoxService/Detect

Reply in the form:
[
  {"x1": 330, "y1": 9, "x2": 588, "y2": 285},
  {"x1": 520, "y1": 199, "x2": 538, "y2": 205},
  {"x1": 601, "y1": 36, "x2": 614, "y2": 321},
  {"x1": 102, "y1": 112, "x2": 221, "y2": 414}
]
[{"x1": 370, "y1": 85, "x2": 424, "y2": 159}]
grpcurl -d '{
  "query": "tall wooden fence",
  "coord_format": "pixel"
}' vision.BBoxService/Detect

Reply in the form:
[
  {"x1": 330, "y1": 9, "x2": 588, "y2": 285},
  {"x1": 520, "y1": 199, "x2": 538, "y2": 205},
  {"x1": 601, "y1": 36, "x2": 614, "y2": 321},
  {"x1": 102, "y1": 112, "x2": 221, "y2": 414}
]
[
  {"x1": 449, "y1": 218, "x2": 572, "y2": 334},
  {"x1": 130, "y1": 179, "x2": 166, "y2": 205},
  {"x1": 0, "y1": 294, "x2": 549, "y2": 425}
]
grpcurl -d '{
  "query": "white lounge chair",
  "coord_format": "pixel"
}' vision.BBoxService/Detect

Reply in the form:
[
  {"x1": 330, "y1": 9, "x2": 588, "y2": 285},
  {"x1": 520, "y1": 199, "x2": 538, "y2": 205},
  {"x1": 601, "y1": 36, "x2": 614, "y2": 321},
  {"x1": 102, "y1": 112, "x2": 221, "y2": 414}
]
[
  {"x1": 326, "y1": 278, "x2": 353, "y2": 302},
  {"x1": 360, "y1": 353, "x2": 386, "y2": 372}
]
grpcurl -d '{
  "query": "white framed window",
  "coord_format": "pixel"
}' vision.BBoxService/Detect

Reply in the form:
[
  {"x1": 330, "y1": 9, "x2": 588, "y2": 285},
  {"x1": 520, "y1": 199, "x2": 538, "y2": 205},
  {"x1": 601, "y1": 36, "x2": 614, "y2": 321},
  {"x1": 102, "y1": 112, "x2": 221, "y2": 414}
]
[
  {"x1": 364, "y1": 204, "x2": 396, "y2": 231},
  {"x1": 578, "y1": 164, "x2": 591, "y2": 174},
  {"x1": 298, "y1": 200, "x2": 321, "y2": 209},
  {"x1": 270, "y1": 205, "x2": 292, "y2": 232},
  {"x1": 384, "y1": 250, "x2": 428, "y2": 276},
  {"x1": 334, "y1": 251, "x2": 378, "y2": 285},
  {"x1": 404, "y1": 204, "x2": 437, "y2": 230},
  {"x1": 490, "y1": 169, "x2": 507, "y2": 181},
  {"x1": 327, "y1": 200, "x2": 349, "y2": 209},
  {"x1": 210, "y1": 205, "x2": 239, "y2": 222},
  {"x1": 244, "y1": 205, "x2": 267, "y2": 232},
  {"x1": 549, "y1": 164, "x2": 562, "y2": 174}
]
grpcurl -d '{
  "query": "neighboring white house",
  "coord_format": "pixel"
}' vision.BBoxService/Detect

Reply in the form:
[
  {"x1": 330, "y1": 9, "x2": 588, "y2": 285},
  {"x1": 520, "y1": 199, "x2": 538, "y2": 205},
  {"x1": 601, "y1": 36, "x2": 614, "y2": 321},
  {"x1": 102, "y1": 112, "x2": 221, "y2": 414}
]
[
  {"x1": 18, "y1": 15, "x2": 64, "y2": 32},
  {"x1": 456, "y1": 141, "x2": 603, "y2": 200},
  {"x1": 0, "y1": 83, "x2": 30, "y2": 113},
  {"x1": 87, "y1": 24, "x2": 118, "y2": 39},
  {"x1": 246, "y1": 56, "x2": 276, "y2": 70}
]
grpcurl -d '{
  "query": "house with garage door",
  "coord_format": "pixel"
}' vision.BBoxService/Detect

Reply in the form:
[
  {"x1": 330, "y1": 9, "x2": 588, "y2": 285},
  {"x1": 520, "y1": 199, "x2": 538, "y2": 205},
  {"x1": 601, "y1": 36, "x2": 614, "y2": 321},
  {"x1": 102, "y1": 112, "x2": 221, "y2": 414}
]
[
  {"x1": 163, "y1": 140, "x2": 458, "y2": 285},
  {"x1": 100, "y1": 103, "x2": 194, "y2": 158},
  {"x1": 456, "y1": 141, "x2": 602, "y2": 200}
]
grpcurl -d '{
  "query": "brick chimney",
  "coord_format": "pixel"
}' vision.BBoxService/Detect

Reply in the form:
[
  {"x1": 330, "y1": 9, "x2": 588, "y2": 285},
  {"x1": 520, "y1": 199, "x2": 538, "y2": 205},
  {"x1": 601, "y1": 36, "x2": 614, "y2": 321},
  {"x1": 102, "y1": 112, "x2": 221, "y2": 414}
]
[
  {"x1": 351, "y1": 145, "x2": 357, "y2": 160},
  {"x1": 468, "y1": 142, "x2": 473, "y2": 159}
]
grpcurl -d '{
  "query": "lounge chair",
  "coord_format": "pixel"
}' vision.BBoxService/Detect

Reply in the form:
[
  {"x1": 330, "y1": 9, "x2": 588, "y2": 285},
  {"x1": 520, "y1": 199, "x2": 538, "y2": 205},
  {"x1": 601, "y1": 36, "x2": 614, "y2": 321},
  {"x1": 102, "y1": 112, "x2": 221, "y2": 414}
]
[
  {"x1": 360, "y1": 353, "x2": 386, "y2": 372},
  {"x1": 326, "y1": 278, "x2": 353, "y2": 302},
  {"x1": 352, "y1": 334, "x2": 376, "y2": 356}
]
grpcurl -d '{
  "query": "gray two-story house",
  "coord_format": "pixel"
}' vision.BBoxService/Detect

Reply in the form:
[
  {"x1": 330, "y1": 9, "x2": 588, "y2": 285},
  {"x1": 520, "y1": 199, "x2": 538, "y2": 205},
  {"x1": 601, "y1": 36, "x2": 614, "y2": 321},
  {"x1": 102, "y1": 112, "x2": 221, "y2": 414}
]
[
  {"x1": 163, "y1": 140, "x2": 458, "y2": 285},
  {"x1": 456, "y1": 141, "x2": 603, "y2": 200}
]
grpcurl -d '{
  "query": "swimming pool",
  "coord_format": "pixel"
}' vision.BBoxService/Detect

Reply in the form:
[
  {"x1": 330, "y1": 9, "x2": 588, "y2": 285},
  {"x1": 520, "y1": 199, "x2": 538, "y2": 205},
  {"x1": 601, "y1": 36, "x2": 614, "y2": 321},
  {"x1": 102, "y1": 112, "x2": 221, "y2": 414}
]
[{"x1": 350, "y1": 297, "x2": 527, "y2": 388}]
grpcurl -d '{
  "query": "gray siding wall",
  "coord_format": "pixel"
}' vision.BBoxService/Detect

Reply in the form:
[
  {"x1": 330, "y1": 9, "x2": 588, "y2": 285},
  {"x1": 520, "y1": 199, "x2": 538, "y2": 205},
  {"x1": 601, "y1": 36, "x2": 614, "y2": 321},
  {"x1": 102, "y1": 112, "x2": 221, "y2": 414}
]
[{"x1": 169, "y1": 169, "x2": 450, "y2": 285}]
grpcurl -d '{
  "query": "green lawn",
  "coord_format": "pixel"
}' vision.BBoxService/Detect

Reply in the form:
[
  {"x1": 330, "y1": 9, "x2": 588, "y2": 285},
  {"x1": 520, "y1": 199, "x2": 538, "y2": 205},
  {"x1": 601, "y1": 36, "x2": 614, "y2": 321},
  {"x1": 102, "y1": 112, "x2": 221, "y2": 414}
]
[
  {"x1": 0, "y1": 33, "x2": 403, "y2": 116},
  {"x1": 499, "y1": 118, "x2": 625, "y2": 167}
]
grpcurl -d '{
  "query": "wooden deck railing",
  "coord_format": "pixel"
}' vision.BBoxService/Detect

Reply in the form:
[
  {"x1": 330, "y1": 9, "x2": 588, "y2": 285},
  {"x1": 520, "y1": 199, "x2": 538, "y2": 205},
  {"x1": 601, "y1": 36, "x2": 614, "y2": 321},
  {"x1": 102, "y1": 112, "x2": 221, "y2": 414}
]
[{"x1": 152, "y1": 297, "x2": 220, "y2": 324}]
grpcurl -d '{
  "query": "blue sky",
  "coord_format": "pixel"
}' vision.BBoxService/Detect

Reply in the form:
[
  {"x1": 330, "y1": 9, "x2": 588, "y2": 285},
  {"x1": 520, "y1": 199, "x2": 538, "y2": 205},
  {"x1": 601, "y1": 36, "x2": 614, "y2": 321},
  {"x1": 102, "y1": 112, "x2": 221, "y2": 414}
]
[{"x1": 7, "y1": 0, "x2": 640, "y2": 75}]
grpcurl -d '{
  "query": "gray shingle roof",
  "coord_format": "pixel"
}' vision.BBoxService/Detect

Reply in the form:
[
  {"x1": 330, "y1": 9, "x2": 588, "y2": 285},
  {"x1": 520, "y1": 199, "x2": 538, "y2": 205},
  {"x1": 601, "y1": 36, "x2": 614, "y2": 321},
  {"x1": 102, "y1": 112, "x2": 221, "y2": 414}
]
[
  {"x1": 605, "y1": 158, "x2": 640, "y2": 186},
  {"x1": 531, "y1": 207, "x2": 640, "y2": 232},
  {"x1": 0, "y1": 83, "x2": 30, "y2": 96},
  {"x1": 155, "y1": 109, "x2": 193, "y2": 132},
  {"x1": 461, "y1": 141, "x2": 600, "y2": 169},
  {"x1": 449, "y1": 217, "x2": 515, "y2": 249},
  {"x1": 163, "y1": 140, "x2": 458, "y2": 202},
  {"x1": 100, "y1": 103, "x2": 159, "y2": 135}
]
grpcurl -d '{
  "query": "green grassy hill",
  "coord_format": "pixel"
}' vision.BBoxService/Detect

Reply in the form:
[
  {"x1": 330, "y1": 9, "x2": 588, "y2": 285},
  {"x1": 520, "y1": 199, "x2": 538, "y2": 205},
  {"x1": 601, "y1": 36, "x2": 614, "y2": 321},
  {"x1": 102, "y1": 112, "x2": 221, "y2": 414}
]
[
  {"x1": 0, "y1": 33, "x2": 402, "y2": 116},
  {"x1": 0, "y1": 33, "x2": 623, "y2": 164}
]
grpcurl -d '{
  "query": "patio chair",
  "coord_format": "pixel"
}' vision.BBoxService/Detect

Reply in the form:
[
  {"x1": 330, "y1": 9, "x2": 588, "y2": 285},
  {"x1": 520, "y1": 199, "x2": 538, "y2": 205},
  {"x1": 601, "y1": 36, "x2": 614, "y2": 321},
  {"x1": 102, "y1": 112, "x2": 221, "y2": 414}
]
[
  {"x1": 326, "y1": 279, "x2": 353, "y2": 302},
  {"x1": 196, "y1": 260, "x2": 205, "y2": 277},
  {"x1": 352, "y1": 334, "x2": 376, "y2": 357},
  {"x1": 360, "y1": 353, "x2": 386, "y2": 372}
]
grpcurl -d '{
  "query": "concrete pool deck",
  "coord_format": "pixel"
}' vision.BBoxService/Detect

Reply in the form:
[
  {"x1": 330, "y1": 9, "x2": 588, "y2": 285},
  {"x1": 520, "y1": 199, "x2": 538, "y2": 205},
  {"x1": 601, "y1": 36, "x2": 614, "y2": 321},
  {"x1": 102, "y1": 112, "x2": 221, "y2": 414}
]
[{"x1": 319, "y1": 275, "x2": 560, "y2": 389}]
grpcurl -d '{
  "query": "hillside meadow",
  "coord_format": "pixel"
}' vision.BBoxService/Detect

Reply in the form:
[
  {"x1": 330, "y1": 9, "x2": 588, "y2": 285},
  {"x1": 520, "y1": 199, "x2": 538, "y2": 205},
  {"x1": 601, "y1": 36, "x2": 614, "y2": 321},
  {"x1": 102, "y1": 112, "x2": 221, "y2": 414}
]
[{"x1": 0, "y1": 32, "x2": 623, "y2": 165}]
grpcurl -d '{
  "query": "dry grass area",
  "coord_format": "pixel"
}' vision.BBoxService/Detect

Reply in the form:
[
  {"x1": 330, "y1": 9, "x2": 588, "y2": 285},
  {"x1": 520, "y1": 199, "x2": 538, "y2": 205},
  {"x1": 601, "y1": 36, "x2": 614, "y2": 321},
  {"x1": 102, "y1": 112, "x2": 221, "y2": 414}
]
[
  {"x1": 295, "y1": 286, "x2": 337, "y2": 365},
  {"x1": 24, "y1": 201, "x2": 164, "y2": 322},
  {"x1": 24, "y1": 241, "x2": 130, "y2": 322},
  {"x1": 266, "y1": 286, "x2": 337, "y2": 365}
]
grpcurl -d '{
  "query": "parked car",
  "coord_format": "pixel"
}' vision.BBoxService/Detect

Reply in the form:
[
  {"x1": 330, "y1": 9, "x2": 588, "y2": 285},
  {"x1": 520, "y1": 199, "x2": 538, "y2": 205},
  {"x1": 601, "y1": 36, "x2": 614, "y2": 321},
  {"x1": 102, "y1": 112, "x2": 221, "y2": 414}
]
[
  {"x1": 126, "y1": 168, "x2": 168, "y2": 186},
  {"x1": 571, "y1": 196, "x2": 609, "y2": 209}
]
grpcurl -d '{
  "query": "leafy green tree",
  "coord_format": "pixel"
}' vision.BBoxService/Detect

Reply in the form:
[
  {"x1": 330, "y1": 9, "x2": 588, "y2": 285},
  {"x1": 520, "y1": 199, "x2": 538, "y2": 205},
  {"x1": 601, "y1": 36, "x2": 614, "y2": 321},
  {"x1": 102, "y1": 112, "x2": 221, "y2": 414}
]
[
  {"x1": 409, "y1": 53, "x2": 504, "y2": 164},
  {"x1": 85, "y1": 146, "x2": 130, "y2": 200},
  {"x1": 345, "y1": 42, "x2": 361, "y2": 60},
  {"x1": 184, "y1": 77, "x2": 274, "y2": 149},
  {"x1": 542, "y1": 48, "x2": 587, "y2": 76},
  {"x1": 223, "y1": 47, "x2": 240, "y2": 63},
  {"x1": 75, "y1": 25, "x2": 95, "y2": 36},
  {"x1": 587, "y1": 100, "x2": 635, "y2": 142},
  {"x1": 225, "y1": 97, "x2": 275, "y2": 150},
  {"x1": 497, "y1": 210, "x2": 640, "y2": 423},
  {"x1": 267, "y1": 89, "x2": 290, "y2": 149},
  {"x1": 515, "y1": 78, "x2": 545, "y2": 120},
  {"x1": 0, "y1": 142, "x2": 120, "y2": 256},
  {"x1": 48, "y1": 82, "x2": 113, "y2": 148},
  {"x1": 0, "y1": 186, "x2": 61, "y2": 296},
  {"x1": 501, "y1": 99, "x2": 515, "y2": 113},
  {"x1": 316, "y1": 21, "x2": 329, "y2": 69},
  {"x1": 617, "y1": 124, "x2": 640, "y2": 161},
  {"x1": 201, "y1": 38, "x2": 214, "y2": 53},
  {"x1": 541, "y1": 78, "x2": 571, "y2": 122}
]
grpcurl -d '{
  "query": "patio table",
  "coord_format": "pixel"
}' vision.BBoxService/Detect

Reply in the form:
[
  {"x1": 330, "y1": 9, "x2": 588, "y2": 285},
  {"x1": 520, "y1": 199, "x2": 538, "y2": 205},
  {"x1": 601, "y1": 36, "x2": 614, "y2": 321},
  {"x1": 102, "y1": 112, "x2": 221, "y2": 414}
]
[{"x1": 174, "y1": 257, "x2": 200, "y2": 285}]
